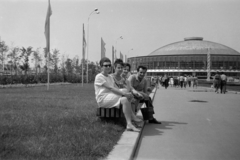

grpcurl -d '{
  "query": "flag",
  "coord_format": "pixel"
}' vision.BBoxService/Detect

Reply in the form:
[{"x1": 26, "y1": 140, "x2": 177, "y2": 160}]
[
  {"x1": 82, "y1": 23, "x2": 87, "y2": 86},
  {"x1": 44, "y1": 0, "x2": 52, "y2": 53},
  {"x1": 112, "y1": 46, "x2": 114, "y2": 63},
  {"x1": 101, "y1": 37, "x2": 106, "y2": 58},
  {"x1": 120, "y1": 52, "x2": 123, "y2": 60},
  {"x1": 125, "y1": 55, "x2": 127, "y2": 62},
  {"x1": 44, "y1": 0, "x2": 52, "y2": 90},
  {"x1": 82, "y1": 24, "x2": 87, "y2": 60},
  {"x1": 114, "y1": 49, "x2": 117, "y2": 61}
]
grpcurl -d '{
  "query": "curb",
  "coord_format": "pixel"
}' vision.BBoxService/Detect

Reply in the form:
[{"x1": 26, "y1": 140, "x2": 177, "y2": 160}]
[{"x1": 105, "y1": 88, "x2": 158, "y2": 160}]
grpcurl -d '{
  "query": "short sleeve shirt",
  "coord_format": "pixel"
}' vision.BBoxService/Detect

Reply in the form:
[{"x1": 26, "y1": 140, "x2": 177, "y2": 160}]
[
  {"x1": 221, "y1": 74, "x2": 227, "y2": 81},
  {"x1": 128, "y1": 74, "x2": 147, "y2": 93},
  {"x1": 94, "y1": 73, "x2": 114, "y2": 104}
]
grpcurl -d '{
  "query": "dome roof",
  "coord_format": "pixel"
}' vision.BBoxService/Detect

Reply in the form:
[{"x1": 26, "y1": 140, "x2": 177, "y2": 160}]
[{"x1": 148, "y1": 37, "x2": 240, "y2": 56}]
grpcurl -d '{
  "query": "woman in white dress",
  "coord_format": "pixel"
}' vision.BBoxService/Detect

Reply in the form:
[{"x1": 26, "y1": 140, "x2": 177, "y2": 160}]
[{"x1": 94, "y1": 57, "x2": 142, "y2": 132}]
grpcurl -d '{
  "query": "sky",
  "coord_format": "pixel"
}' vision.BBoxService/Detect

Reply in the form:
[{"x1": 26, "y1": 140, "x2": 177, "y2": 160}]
[{"x1": 1, "y1": 0, "x2": 240, "y2": 64}]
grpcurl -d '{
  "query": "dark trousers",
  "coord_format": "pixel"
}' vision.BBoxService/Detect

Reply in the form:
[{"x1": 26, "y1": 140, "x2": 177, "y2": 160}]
[
  {"x1": 180, "y1": 81, "x2": 184, "y2": 88},
  {"x1": 220, "y1": 81, "x2": 227, "y2": 93},
  {"x1": 188, "y1": 81, "x2": 191, "y2": 87},
  {"x1": 139, "y1": 97, "x2": 155, "y2": 114}
]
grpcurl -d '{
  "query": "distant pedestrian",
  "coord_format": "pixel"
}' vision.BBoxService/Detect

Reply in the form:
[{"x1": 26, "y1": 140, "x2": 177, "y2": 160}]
[
  {"x1": 173, "y1": 77, "x2": 178, "y2": 87},
  {"x1": 192, "y1": 76, "x2": 198, "y2": 88},
  {"x1": 214, "y1": 71, "x2": 221, "y2": 93},
  {"x1": 169, "y1": 77, "x2": 174, "y2": 87},
  {"x1": 183, "y1": 75, "x2": 187, "y2": 88},
  {"x1": 179, "y1": 75, "x2": 184, "y2": 88},
  {"x1": 187, "y1": 75, "x2": 192, "y2": 87},
  {"x1": 163, "y1": 74, "x2": 169, "y2": 89},
  {"x1": 220, "y1": 72, "x2": 227, "y2": 94}
]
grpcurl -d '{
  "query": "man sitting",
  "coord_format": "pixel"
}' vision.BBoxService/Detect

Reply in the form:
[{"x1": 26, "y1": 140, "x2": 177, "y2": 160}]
[{"x1": 128, "y1": 65, "x2": 161, "y2": 124}]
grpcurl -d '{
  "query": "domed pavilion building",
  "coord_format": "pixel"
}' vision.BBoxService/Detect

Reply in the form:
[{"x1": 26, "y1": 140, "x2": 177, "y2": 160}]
[{"x1": 127, "y1": 37, "x2": 240, "y2": 79}]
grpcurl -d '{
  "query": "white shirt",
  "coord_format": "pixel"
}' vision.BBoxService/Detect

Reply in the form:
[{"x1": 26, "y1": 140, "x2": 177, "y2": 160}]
[{"x1": 94, "y1": 73, "x2": 115, "y2": 104}]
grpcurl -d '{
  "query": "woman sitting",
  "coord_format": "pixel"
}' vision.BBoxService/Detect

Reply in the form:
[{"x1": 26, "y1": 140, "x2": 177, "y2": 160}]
[
  {"x1": 94, "y1": 57, "x2": 141, "y2": 132},
  {"x1": 111, "y1": 59, "x2": 131, "y2": 95}
]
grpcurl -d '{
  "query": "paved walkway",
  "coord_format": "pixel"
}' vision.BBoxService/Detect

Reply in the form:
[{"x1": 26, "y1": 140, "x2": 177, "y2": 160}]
[{"x1": 134, "y1": 86, "x2": 240, "y2": 160}]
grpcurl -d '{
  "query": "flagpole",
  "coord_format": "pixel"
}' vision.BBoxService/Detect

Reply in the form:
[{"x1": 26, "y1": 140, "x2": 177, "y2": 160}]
[
  {"x1": 86, "y1": 8, "x2": 99, "y2": 84},
  {"x1": 82, "y1": 24, "x2": 84, "y2": 87},
  {"x1": 47, "y1": 0, "x2": 51, "y2": 90},
  {"x1": 47, "y1": 21, "x2": 50, "y2": 90},
  {"x1": 82, "y1": 57, "x2": 83, "y2": 87}
]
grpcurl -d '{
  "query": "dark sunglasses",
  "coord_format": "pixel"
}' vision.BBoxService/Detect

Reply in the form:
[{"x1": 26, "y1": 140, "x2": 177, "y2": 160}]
[{"x1": 103, "y1": 64, "x2": 111, "y2": 67}]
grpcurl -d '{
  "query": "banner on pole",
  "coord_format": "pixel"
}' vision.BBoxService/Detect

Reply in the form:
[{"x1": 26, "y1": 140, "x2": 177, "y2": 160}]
[
  {"x1": 101, "y1": 37, "x2": 106, "y2": 58},
  {"x1": 44, "y1": 0, "x2": 52, "y2": 53},
  {"x1": 112, "y1": 46, "x2": 114, "y2": 63}
]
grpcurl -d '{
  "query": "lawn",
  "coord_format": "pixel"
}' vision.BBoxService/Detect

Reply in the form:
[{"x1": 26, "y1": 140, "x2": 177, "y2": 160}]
[{"x1": 0, "y1": 84, "x2": 126, "y2": 160}]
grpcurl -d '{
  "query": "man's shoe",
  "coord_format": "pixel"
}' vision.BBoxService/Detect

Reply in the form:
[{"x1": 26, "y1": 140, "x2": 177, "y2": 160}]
[{"x1": 149, "y1": 118, "x2": 161, "y2": 124}]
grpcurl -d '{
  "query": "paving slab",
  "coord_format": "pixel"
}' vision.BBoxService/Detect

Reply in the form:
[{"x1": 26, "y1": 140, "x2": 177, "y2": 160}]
[
  {"x1": 105, "y1": 88, "x2": 157, "y2": 160},
  {"x1": 134, "y1": 86, "x2": 240, "y2": 160}
]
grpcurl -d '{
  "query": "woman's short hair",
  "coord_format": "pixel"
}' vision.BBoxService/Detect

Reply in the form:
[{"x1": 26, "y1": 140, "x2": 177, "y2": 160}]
[
  {"x1": 114, "y1": 59, "x2": 124, "y2": 68},
  {"x1": 99, "y1": 57, "x2": 111, "y2": 67},
  {"x1": 137, "y1": 65, "x2": 147, "y2": 72},
  {"x1": 123, "y1": 63, "x2": 131, "y2": 71}
]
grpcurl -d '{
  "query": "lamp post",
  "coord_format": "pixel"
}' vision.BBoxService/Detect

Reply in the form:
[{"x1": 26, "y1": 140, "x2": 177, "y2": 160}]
[
  {"x1": 86, "y1": 8, "x2": 99, "y2": 83},
  {"x1": 115, "y1": 36, "x2": 123, "y2": 59}
]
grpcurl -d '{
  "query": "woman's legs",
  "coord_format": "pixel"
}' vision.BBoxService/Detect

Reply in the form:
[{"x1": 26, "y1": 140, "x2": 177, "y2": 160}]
[
  {"x1": 120, "y1": 97, "x2": 132, "y2": 123},
  {"x1": 120, "y1": 97, "x2": 140, "y2": 131}
]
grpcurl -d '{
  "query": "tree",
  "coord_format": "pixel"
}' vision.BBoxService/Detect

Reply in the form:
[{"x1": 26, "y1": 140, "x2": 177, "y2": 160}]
[
  {"x1": 51, "y1": 49, "x2": 60, "y2": 74},
  {"x1": 65, "y1": 58, "x2": 73, "y2": 75},
  {"x1": 0, "y1": 40, "x2": 9, "y2": 72},
  {"x1": 32, "y1": 48, "x2": 42, "y2": 75},
  {"x1": 7, "y1": 46, "x2": 21, "y2": 75},
  {"x1": 19, "y1": 47, "x2": 33, "y2": 75},
  {"x1": 72, "y1": 56, "x2": 80, "y2": 74}
]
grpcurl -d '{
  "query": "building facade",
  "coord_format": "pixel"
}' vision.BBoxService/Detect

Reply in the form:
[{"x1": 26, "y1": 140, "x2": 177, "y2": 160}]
[{"x1": 127, "y1": 37, "x2": 240, "y2": 79}]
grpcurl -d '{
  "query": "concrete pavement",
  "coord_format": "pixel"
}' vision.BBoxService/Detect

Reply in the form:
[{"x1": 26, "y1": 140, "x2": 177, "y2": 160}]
[{"x1": 134, "y1": 86, "x2": 240, "y2": 160}]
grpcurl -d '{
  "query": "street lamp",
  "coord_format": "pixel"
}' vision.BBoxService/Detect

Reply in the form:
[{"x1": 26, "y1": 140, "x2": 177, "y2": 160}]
[
  {"x1": 115, "y1": 36, "x2": 123, "y2": 58},
  {"x1": 128, "y1": 48, "x2": 133, "y2": 54},
  {"x1": 86, "y1": 8, "x2": 100, "y2": 83}
]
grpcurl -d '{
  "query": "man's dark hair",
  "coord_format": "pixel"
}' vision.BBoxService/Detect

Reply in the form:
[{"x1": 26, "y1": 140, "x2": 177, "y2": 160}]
[
  {"x1": 221, "y1": 72, "x2": 224, "y2": 74},
  {"x1": 114, "y1": 59, "x2": 124, "y2": 68},
  {"x1": 99, "y1": 57, "x2": 111, "y2": 67},
  {"x1": 137, "y1": 65, "x2": 147, "y2": 72},
  {"x1": 123, "y1": 63, "x2": 131, "y2": 71}
]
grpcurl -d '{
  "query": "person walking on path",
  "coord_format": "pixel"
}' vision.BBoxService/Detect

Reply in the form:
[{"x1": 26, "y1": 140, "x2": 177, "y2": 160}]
[
  {"x1": 169, "y1": 77, "x2": 174, "y2": 87},
  {"x1": 187, "y1": 75, "x2": 192, "y2": 87},
  {"x1": 220, "y1": 72, "x2": 227, "y2": 94},
  {"x1": 163, "y1": 74, "x2": 169, "y2": 89},
  {"x1": 183, "y1": 75, "x2": 187, "y2": 88},
  {"x1": 192, "y1": 75, "x2": 198, "y2": 88},
  {"x1": 128, "y1": 65, "x2": 161, "y2": 124},
  {"x1": 179, "y1": 75, "x2": 184, "y2": 88},
  {"x1": 214, "y1": 71, "x2": 221, "y2": 93}
]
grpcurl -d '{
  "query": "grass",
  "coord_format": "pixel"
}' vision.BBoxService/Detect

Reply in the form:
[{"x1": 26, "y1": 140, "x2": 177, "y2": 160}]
[{"x1": 0, "y1": 84, "x2": 126, "y2": 160}]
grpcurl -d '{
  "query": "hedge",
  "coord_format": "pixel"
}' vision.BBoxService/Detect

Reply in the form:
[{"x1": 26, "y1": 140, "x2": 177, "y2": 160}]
[{"x1": 0, "y1": 74, "x2": 93, "y2": 85}]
